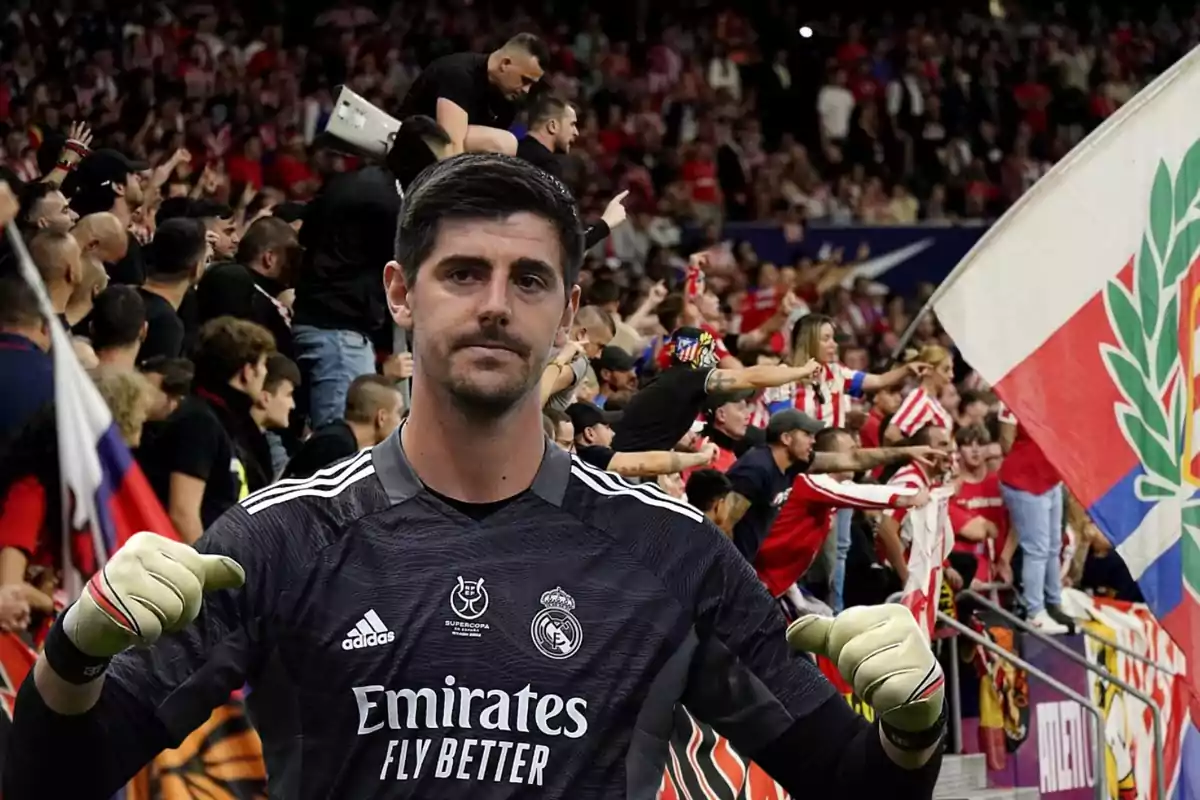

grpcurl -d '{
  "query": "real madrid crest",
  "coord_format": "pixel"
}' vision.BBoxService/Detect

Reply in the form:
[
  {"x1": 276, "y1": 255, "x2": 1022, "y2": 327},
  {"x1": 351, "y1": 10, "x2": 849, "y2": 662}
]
[{"x1": 530, "y1": 586, "x2": 583, "y2": 660}]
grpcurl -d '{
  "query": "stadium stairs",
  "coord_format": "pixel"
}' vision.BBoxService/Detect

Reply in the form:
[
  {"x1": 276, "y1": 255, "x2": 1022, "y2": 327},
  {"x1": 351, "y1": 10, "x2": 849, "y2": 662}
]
[{"x1": 935, "y1": 753, "x2": 1040, "y2": 799}]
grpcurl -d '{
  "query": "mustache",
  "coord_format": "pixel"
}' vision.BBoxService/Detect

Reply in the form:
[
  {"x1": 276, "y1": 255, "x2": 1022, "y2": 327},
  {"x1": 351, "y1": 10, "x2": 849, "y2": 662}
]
[{"x1": 452, "y1": 327, "x2": 531, "y2": 357}]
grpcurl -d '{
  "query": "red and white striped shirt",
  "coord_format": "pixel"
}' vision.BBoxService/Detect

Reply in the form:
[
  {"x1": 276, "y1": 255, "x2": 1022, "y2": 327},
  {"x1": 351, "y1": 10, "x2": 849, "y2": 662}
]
[
  {"x1": 765, "y1": 362, "x2": 867, "y2": 428},
  {"x1": 756, "y1": 474, "x2": 915, "y2": 598},
  {"x1": 890, "y1": 386, "x2": 952, "y2": 437}
]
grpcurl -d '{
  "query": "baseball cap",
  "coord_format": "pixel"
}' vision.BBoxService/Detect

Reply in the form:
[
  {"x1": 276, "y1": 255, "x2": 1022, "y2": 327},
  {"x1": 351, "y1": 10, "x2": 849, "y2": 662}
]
[
  {"x1": 765, "y1": 409, "x2": 825, "y2": 443},
  {"x1": 592, "y1": 345, "x2": 636, "y2": 374},
  {"x1": 66, "y1": 149, "x2": 149, "y2": 214},
  {"x1": 566, "y1": 401, "x2": 622, "y2": 433}
]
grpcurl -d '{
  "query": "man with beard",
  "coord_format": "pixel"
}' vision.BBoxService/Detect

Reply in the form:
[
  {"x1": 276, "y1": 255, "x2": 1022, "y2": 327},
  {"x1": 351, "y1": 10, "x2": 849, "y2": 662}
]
[
  {"x1": 517, "y1": 93, "x2": 628, "y2": 249},
  {"x1": 197, "y1": 217, "x2": 300, "y2": 360},
  {"x1": 397, "y1": 34, "x2": 548, "y2": 157},
  {"x1": 6, "y1": 155, "x2": 946, "y2": 800},
  {"x1": 62, "y1": 149, "x2": 147, "y2": 286},
  {"x1": 15, "y1": 182, "x2": 76, "y2": 234},
  {"x1": 157, "y1": 198, "x2": 240, "y2": 263}
]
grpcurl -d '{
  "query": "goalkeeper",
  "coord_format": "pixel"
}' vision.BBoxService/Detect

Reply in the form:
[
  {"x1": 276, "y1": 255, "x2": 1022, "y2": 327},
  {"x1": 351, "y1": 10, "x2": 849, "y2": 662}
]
[{"x1": 4, "y1": 154, "x2": 944, "y2": 799}]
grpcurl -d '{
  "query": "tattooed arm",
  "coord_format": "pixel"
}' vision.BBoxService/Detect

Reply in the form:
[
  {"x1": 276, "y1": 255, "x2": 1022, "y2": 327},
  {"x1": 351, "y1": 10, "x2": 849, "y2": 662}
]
[
  {"x1": 608, "y1": 445, "x2": 718, "y2": 478},
  {"x1": 722, "y1": 492, "x2": 754, "y2": 530},
  {"x1": 810, "y1": 446, "x2": 944, "y2": 474},
  {"x1": 705, "y1": 360, "x2": 822, "y2": 393}
]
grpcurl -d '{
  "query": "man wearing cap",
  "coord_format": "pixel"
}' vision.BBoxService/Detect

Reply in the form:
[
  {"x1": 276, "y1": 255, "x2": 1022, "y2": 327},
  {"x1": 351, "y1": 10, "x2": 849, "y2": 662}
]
[
  {"x1": 567, "y1": 401, "x2": 719, "y2": 478},
  {"x1": 612, "y1": 326, "x2": 821, "y2": 454},
  {"x1": 63, "y1": 149, "x2": 147, "y2": 286},
  {"x1": 591, "y1": 344, "x2": 637, "y2": 408},
  {"x1": 723, "y1": 409, "x2": 943, "y2": 562}
]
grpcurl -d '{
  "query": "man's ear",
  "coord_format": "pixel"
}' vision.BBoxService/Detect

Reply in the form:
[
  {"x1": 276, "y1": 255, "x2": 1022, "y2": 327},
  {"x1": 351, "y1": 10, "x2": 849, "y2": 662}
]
[
  {"x1": 384, "y1": 261, "x2": 411, "y2": 321},
  {"x1": 139, "y1": 321, "x2": 148, "y2": 343},
  {"x1": 558, "y1": 284, "x2": 581, "y2": 341}
]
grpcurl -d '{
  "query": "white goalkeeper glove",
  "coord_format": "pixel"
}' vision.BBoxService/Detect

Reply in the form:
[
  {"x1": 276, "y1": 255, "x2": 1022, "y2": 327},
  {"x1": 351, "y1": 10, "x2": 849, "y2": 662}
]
[
  {"x1": 787, "y1": 605, "x2": 945, "y2": 748},
  {"x1": 63, "y1": 532, "x2": 245, "y2": 659}
]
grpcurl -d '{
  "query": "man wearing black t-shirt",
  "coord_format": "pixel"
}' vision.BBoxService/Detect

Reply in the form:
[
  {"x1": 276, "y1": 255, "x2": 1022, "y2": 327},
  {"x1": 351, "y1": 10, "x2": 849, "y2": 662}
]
[
  {"x1": 282, "y1": 374, "x2": 404, "y2": 480},
  {"x1": 197, "y1": 216, "x2": 299, "y2": 359},
  {"x1": 612, "y1": 326, "x2": 820, "y2": 453},
  {"x1": 139, "y1": 316, "x2": 275, "y2": 543},
  {"x1": 397, "y1": 34, "x2": 548, "y2": 156},
  {"x1": 567, "y1": 401, "x2": 717, "y2": 477},
  {"x1": 136, "y1": 218, "x2": 208, "y2": 363}
]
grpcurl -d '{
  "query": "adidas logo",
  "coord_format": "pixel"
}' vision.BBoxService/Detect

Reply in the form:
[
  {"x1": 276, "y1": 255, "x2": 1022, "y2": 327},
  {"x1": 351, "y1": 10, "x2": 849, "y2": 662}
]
[{"x1": 342, "y1": 609, "x2": 396, "y2": 651}]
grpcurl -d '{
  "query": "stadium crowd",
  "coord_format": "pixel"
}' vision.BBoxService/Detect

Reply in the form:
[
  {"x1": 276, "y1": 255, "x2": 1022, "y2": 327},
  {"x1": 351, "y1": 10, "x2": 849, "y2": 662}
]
[{"x1": 0, "y1": 0, "x2": 1166, "y2": 795}]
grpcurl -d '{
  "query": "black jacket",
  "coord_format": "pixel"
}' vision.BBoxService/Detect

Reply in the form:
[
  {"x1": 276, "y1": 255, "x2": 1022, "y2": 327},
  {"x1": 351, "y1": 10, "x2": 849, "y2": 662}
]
[{"x1": 292, "y1": 166, "x2": 399, "y2": 334}]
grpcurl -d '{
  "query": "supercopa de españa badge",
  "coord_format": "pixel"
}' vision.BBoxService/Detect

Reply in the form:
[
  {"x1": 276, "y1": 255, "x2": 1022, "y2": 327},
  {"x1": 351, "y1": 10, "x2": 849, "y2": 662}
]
[{"x1": 530, "y1": 587, "x2": 583, "y2": 660}]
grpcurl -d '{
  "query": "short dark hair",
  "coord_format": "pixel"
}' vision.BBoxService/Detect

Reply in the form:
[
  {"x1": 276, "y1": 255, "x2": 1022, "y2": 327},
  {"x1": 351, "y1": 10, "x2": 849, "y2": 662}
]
[
  {"x1": 139, "y1": 356, "x2": 194, "y2": 397},
  {"x1": 814, "y1": 426, "x2": 853, "y2": 453},
  {"x1": 0, "y1": 275, "x2": 43, "y2": 328},
  {"x1": 16, "y1": 182, "x2": 57, "y2": 230},
  {"x1": 504, "y1": 33, "x2": 550, "y2": 66},
  {"x1": 91, "y1": 285, "x2": 146, "y2": 350},
  {"x1": 344, "y1": 374, "x2": 401, "y2": 424},
  {"x1": 543, "y1": 407, "x2": 570, "y2": 427},
  {"x1": 236, "y1": 216, "x2": 297, "y2": 265},
  {"x1": 147, "y1": 218, "x2": 208, "y2": 281},
  {"x1": 686, "y1": 469, "x2": 732, "y2": 514},
  {"x1": 528, "y1": 94, "x2": 571, "y2": 128},
  {"x1": 959, "y1": 389, "x2": 988, "y2": 409},
  {"x1": 263, "y1": 353, "x2": 301, "y2": 393},
  {"x1": 192, "y1": 317, "x2": 276, "y2": 387},
  {"x1": 394, "y1": 153, "x2": 584, "y2": 293},
  {"x1": 542, "y1": 412, "x2": 557, "y2": 439}
]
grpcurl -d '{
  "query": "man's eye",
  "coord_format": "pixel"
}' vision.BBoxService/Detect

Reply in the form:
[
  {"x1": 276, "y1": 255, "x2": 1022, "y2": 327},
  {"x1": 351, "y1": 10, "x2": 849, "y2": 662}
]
[
  {"x1": 515, "y1": 273, "x2": 548, "y2": 290},
  {"x1": 448, "y1": 268, "x2": 479, "y2": 283}
]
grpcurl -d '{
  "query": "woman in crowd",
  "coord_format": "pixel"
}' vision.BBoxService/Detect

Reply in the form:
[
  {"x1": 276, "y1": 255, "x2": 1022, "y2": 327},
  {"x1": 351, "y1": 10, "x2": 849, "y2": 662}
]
[
  {"x1": 883, "y1": 343, "x2": 955, "y2": 443},
  {"x1": 768, "y1": 313, "x2": 927, "y2": 609}
]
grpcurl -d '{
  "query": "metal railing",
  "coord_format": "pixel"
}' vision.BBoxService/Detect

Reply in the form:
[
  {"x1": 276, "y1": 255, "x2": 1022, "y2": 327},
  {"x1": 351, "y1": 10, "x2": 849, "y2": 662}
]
[
  {"x1": 936, "y1": 611, "x2": 1108, "y2": 800},
  {"x1": 958, "y1": 589, "x2": 1165, "y2": 800}
]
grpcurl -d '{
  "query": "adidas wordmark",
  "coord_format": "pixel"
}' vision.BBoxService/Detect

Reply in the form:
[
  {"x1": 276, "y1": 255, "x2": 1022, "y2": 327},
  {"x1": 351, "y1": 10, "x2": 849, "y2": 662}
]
[{"x1": 342, "y1": 609, "x2": 396, "y2": 650}]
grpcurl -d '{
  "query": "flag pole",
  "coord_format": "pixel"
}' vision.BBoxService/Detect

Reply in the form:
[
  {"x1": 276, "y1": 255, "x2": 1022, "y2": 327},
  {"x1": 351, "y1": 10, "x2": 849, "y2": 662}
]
[{"x1": 5, "y1": 225, "x2": 89, "y2": 600}]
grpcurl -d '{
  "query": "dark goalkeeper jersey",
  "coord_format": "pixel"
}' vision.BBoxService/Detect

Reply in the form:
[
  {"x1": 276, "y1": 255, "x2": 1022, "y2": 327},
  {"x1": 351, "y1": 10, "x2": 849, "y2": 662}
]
[{"x1": 6, "y1": 430, "x2": 942, "y2": 799}]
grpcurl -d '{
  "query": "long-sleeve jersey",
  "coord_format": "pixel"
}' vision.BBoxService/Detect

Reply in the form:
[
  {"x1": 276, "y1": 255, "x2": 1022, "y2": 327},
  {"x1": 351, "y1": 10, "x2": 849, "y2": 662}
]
[
  {"x1": 5, "y1": 432, "x2": 941, "y2": 799},
  {"x1": 755, "y1": 475, "x2": 917, "y2": 598}
]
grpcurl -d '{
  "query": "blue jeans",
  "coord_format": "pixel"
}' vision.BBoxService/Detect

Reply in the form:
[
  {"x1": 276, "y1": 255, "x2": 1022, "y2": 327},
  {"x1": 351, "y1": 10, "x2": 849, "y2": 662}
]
[
  {"x1": 1001, "y1": 482, "x2": 1064, "y2": 615},
  {"x1": 293, "y1": 325, "x2": 377, "y2": 429},
  {"x1": 832, "y1": 507, "x2": 852, "y2": 613}
]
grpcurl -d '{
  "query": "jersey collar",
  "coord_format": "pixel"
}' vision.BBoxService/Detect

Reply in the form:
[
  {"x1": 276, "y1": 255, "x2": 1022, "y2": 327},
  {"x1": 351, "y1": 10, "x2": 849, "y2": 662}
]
[{"x1": 370, "y1": 423, "x2": 571, "y2": 508}]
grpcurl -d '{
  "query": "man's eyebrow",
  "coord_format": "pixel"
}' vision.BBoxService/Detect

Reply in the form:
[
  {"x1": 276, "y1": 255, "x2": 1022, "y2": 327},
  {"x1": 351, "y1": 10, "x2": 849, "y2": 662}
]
[
  {"x1": 434, "y1": 255, "x2": 560, "y2": 280},
  {"x1": 511, "y1": 257, "x2": 558, "y2": 279}
]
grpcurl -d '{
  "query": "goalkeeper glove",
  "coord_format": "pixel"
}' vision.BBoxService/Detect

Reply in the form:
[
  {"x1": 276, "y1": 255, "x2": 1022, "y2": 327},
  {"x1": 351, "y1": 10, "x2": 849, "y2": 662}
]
[
  {"x1": 787, "y1": 605, "x2": 945, "y2": 749},
  {"x1": 59, "y1": 532, "x2": 244, "y2": 666}
]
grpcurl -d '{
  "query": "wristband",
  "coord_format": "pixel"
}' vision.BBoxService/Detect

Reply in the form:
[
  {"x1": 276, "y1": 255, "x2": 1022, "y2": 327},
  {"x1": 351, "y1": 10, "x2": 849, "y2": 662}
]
[
  {"x1": 43, "y1": 610, "x2": 111, "y2": 685},
  {"x1": 55, "y1": 159, "x2": 76, "y2": 172},
  {"x1": 880, "y1": 702, "x2": 948, "y2": 752},
  {"x1": 64, "y1": 139, "x2": 90, "y2": 158}
]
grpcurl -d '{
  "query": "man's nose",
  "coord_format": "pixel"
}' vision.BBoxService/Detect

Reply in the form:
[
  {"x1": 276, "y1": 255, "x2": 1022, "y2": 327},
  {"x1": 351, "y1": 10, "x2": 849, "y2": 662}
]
[{"x1": 477, "y1": 273, "x2": 513, "y2": 323}]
